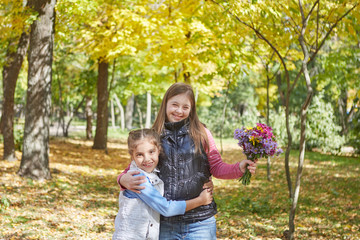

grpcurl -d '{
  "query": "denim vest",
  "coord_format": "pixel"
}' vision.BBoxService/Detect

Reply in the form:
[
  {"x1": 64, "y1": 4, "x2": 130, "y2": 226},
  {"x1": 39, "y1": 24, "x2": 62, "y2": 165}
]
[{"x1": 158, "y1": 119, "x2": 217, "y2": 223}]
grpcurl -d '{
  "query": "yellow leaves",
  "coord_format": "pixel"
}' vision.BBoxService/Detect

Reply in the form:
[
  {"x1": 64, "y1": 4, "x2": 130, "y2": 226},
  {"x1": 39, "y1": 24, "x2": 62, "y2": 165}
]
[
  {"x1": 346, "y1": 24, "x2": 357, "y2": 38},
  {"x1": 0, "y1": 0, "x2": 34, "y2": 43}
]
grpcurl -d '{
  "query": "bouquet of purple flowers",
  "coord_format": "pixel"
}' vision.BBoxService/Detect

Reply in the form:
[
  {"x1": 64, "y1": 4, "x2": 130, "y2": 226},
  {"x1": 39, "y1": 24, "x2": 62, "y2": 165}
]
[{"x1": 234, "y1": 123, "x2": 283, "y2": 185}]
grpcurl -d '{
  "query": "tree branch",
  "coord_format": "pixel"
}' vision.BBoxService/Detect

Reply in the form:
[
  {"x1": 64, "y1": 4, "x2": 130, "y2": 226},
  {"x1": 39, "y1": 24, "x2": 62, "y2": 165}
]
[
  {"x1": 309, "y1": 3, "x2": 359, "y2": 64},
  {"x1": 209, "y1": 0, "x2": 290, "y2": 86},
  {"x1": 303, "y1": 0, "x2": 319, "y2": 23}
]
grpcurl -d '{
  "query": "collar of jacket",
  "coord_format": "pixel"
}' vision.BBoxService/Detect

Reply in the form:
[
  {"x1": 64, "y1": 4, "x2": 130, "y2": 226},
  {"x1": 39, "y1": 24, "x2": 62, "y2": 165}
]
[
  {"x1": 164, "y1": 118, "x2": 189, "y2": 131},
  {"x1": 163, "y1": 118, "x2": 189, "y2": 136}
]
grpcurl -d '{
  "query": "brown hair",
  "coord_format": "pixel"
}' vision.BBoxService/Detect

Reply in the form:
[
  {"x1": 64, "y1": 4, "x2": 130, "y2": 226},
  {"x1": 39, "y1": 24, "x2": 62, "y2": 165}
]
[
  {"x1": 152, "y1": 82, "x2": 209, "y2": 153},
  {"x1": 127, "y1": 128, "x2": 161, "y2": 156}
]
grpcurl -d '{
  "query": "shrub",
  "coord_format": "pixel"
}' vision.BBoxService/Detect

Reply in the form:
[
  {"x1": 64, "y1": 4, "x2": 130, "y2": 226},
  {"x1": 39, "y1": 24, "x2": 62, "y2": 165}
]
[{"x1": 306, "y1": 92, "x2": 345, "y2": 153}]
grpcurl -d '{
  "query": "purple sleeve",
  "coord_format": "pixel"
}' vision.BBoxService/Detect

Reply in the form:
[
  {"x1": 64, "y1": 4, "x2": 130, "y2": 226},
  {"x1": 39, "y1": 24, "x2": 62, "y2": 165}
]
[{"x1": 205, "y1": 128, "x2": 244, "y2": 179}]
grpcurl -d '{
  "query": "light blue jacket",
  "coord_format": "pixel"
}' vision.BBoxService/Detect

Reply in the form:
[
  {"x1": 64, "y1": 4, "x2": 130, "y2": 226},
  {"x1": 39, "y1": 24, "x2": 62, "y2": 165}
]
[{"x1": 113, "y1": 161, "x2": 186, "y2": 240}]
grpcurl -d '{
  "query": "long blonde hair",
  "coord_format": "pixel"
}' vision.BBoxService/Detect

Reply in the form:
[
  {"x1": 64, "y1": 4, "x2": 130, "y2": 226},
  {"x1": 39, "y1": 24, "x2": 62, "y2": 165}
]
[{"x1": 152, "y1": 83, "x2": 209, "y2": 153}]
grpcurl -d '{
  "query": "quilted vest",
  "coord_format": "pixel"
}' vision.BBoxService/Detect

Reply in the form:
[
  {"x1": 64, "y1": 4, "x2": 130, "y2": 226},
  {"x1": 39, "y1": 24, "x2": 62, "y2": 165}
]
[{"x1": 158, "y1": 119, "x2": 217, "y2": 223}]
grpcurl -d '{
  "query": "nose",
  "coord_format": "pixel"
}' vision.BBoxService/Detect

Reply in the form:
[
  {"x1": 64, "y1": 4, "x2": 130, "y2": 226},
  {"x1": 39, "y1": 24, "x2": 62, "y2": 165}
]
[
  {"x1": 175, "y1": 107, "x2": 182, "y2": 114},
  {"x1": 144, "y1": 153, "x2": 151, "y2": 162}
]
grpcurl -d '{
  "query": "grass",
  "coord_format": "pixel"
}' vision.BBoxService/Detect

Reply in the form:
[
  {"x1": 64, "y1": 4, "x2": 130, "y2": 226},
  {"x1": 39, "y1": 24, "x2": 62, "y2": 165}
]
[{"x1": 0, "y1": 136, "x2": 359, "y2": 240}]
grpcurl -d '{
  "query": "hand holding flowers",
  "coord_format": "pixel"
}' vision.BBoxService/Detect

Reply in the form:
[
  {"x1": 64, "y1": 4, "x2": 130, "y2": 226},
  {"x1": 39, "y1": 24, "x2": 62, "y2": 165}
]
[
  {"x1": 239, "y1": 159, "x2": 258, "y2": 175},
  {"x1": 234, "y1": 123, "x2": 283, "y2": 185}
]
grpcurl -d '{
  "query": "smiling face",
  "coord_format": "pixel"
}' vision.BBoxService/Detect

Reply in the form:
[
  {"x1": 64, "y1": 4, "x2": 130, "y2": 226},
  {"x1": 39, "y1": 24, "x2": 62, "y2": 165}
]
[
  {"x1": 131, "y1": 139, "x2": 160, "y2": 173},
  {"x1": 166, "y1": 93, "x2": 192, "y2": 123}
]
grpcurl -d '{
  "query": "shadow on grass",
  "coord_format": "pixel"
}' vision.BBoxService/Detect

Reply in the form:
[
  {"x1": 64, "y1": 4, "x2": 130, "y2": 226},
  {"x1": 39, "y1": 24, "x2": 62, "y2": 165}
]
[{"x1": 289, "y1": 149, "x2": 360, "y2": 166}]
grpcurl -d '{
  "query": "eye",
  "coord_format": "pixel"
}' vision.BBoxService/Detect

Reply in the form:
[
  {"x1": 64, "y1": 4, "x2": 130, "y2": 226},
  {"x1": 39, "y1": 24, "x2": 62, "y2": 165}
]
[{"x1": 136, "y1": 153, "x2": 143, "y2": 157}]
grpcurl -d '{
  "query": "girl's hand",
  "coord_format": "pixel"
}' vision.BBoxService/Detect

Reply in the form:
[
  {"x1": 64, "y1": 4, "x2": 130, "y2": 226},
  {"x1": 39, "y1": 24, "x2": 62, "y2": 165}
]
[
  {"x1": 203, "y1": 177, "x2": 214, "y2": 192},
  {"x1": 199, "y1": 188, "x2": 213, "y2": 205},
  {"x1": 239, "y1": 159, "x2": 258, "y2": 174},
  {"x1": 119, "y1": 171, "x2": 146, "y2": 194}
]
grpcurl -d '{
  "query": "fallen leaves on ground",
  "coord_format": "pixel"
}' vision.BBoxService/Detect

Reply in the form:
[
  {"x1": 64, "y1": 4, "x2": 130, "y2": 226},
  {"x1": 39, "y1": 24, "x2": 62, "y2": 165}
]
[{"x1": 0, "y1": 137, "x2": 359, "y2": 240}]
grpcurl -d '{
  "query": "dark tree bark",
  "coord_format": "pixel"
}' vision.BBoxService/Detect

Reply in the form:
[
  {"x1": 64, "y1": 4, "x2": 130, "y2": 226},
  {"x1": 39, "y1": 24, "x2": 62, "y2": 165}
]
[
  {"x1": 93, "y1": 60, "x2": 109, "y2": 150},
  {"x1": 1, "y1": 32, "x2": 30, "y2": 161},
  {"x1": 125, "y1": 93, "x2": 135, "y2": 130},
  {"x1": 182, "y1": 63, "x2": 191, "y2": 83},
  {"x1": 18, "y1": 0, "x2": 56, "y2": 180},
  {"x1": 85, "y1": 96, "x2": 93, "y2": 139}
]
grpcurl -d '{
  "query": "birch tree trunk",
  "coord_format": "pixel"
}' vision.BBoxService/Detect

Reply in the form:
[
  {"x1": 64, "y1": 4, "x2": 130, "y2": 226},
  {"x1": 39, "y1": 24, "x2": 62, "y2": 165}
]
[
  {"x1": 113, "y1": 94, "x2": 125, "y2": 131},
  {"x1": 289, "y1": 6, "x2": 314, "y2": 237},
  {"x1": 125, "y1": 93, "x2": 134, "y2": 130},
  {"x1": 136, "y1": 101, "x2": 143, "y2": 129},
  {"x1": 145, "y1": 91, "x2": 151, "y2": 128},
  {"x1": 85, "y1": 96, "x2": 93, "y2": 139},
  {"x1": 18, "y1": 0, "x2": 56, "y2": 180},
  {"x1": 110, "y1": 99, "x2": 116, "y2": 128}
]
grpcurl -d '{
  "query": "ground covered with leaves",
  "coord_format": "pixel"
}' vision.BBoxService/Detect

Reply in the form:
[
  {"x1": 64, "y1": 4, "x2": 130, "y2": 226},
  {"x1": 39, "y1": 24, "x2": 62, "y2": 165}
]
[{"x1": 1, "y1": 137, "x2": 359, "y2": 240}]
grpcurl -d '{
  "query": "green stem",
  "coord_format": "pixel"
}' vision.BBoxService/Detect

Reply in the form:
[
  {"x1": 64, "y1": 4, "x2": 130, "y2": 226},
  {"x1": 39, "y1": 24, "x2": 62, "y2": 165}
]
[{"x1": 239, "y1": 168, "x2": 252, "y2": 185}]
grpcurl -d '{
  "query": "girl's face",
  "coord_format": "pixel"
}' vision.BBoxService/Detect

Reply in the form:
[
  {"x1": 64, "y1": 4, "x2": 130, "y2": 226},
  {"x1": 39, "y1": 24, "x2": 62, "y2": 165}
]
[
  {"x1": 166, "y1": 93, "x2": 191, "y2": 123},
  {"x1": 132, "y1": 139, "x2": 159, "y2": 173}
]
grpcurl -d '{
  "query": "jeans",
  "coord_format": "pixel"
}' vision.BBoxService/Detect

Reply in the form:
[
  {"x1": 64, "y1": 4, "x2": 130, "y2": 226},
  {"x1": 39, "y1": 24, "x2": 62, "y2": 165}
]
[{"x1": 159, "y1": 216, "x2": 217, "y2": 240}]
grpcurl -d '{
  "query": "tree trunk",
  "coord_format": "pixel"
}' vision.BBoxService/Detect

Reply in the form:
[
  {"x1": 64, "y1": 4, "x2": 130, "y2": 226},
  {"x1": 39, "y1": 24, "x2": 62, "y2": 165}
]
[
  {"x1": 145, "y1": 91, "x2": 151, "y2": 128},
  {"x1": 266, "y1": 72, "x2": 272, "y2": 181},
  {"x1": 56, "y1": 71, "x2": 65, "y2": 136},
  {"x1": 338, "y1": 88, "x2": 348, "y2": 136},
  {"x1": 125, "y1": 93, "x2": 134, "y2": 130},
  {"x1": 183, "y1": 63, "x2": 191, "y2": 83},
  {"x1": 64, "y1": 97, "x2": 84, "y2": 137},
  {"x1": 276, "y1": 71, "x2": 293, "y2": 197},
  {"x1": 288, "y1": 14, "x2": 314, "y2": 239},
  {"x1": 113, "y1": 94, "x2": 125, "y2": 131},
  {"x1": 136, "y1": 101, "x2": 144, "y2": 129},
  {"x1": 276, "y1": 72, "x2": 286, "y2": 106},
  {"x1": 220, "y1": 80, "x2": 231, "y2": 155},
  {"x1": 85, "y1": 96, "x2": 93, "y2": 140},
  {"x1": 195, "y1": 87, "x2": 199, "y2": 103},
  {"x1": 18, "y1": 0, "x2": 56, "y2": 180},
  {"x1": 93, "y1": 60, "x2": 109, "y2": 150},
  {"x1": 284, "y1": 88, "x2": 293, "y2": 199},
  {"x1": 1, "y1": 31, "x2": 30, "y2": 161},
  {"x1": 289, "y1": 69, "x2": 313, "y2": 240},
  {"x1": 111, "y1": 99, "x2": 116, "y2": 128}
]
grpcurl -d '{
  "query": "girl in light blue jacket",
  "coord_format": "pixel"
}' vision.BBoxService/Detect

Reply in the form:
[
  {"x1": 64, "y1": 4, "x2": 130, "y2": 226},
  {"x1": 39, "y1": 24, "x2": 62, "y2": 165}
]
[{"x1": 113, "y1": 129, "x2": 212, "y2": 240}]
